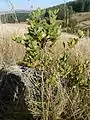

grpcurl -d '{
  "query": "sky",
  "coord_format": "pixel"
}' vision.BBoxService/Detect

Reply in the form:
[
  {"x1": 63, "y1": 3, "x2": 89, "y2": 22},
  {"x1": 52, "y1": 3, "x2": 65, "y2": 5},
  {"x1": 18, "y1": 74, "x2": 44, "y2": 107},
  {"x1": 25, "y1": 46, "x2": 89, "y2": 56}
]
[{"x1": 0, "y1": 0, "x2": 73, "y2": 11}]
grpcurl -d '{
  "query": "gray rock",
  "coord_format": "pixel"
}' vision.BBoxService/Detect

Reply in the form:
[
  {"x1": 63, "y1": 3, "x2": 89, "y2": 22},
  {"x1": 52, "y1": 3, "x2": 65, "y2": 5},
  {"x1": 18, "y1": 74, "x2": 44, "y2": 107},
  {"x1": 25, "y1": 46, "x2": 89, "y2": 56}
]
[
  {"x1": 0, "y1": 65, "x2": 43, "y2": 120},
  {"x1": 0, "y1": 66, "x2": 33, "y2": 120}
]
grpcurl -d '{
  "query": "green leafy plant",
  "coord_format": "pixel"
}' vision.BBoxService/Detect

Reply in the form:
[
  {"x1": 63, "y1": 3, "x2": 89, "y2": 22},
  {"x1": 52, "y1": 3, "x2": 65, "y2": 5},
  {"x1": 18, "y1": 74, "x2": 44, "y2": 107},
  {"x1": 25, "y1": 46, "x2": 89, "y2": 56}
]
[{"x1": 16, "y1": 8, "x2": 61, "y2": 67}]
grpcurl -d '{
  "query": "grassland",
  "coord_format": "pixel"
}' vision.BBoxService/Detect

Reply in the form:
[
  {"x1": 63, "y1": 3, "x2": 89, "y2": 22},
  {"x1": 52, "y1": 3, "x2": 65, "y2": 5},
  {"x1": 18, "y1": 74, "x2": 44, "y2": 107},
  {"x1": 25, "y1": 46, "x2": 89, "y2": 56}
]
[
  {"x1": 0, "y1": 23, "x2": 27, "y2": 67},
  {"x1": 0, "y1": 22, "x2": 90, "y2": 66},
  {"x1": 71, "y1": 12, "x2": 90, "y2": 30},
  {"x1": 0, "y1": 23, "x2": 27, "y2": 38}
]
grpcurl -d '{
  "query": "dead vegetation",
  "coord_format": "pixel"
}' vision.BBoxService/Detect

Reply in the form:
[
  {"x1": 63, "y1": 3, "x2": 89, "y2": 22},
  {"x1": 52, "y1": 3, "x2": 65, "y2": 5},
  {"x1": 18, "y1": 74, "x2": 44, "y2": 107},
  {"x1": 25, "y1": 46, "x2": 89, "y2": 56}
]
[
  {"x1": 0, "y1": 23, "x2": 27, "y2": 38},
  {"x1": 72, "y1": 12, "x2": 90, "y2": 23},
  {"x1": 0, "y1": 23, "x2": 27, "y2": 68},
  {"x1": 0, "y1": 37, "x2": 26, "y2": 68}
]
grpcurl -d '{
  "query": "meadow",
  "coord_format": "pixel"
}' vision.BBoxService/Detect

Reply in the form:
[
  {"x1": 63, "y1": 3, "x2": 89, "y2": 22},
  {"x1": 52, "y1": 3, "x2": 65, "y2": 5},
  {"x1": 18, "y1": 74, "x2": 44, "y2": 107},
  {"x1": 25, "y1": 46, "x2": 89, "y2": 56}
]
[{"x1": 0, "y1": 23, "x2": 27, "y2": 38}]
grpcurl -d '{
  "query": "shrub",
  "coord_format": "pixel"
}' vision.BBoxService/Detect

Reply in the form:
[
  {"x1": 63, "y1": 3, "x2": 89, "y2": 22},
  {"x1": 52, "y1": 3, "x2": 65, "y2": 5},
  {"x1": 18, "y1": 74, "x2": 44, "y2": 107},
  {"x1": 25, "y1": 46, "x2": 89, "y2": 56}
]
[
  {"x1": 23, "y1": 8, "x2": 61, "y2": 67},
  {"x1": 13, "y1": 8, "x2": 90, "y2": 120}
]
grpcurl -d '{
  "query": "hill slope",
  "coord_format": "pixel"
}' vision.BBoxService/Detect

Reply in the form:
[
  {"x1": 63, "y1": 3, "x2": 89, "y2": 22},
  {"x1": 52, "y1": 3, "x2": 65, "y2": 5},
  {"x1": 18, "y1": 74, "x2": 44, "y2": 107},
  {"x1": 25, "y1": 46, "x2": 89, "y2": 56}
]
[{"x1": 0, "y1": 10, "x2": 30, "y2": 23}]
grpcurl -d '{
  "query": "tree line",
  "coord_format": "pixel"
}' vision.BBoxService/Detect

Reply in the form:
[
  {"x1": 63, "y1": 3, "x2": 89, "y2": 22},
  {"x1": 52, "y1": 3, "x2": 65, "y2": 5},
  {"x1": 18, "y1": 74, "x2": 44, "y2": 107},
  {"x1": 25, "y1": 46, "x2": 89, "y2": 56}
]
[
  {"x1": 47, "y1": 0, "x2": 90, "y2": 20},
  {"x1": 1, "y1": 12, "x2": 29, "y2": 23}
]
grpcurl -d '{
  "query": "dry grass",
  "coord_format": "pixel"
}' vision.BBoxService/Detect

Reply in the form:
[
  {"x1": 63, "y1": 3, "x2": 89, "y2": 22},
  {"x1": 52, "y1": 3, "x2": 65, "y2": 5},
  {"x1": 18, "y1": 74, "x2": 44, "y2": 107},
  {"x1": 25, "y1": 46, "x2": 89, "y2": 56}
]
[
  {"x1": 24, "y1": 68, "x2": 90, "y2": 120},
  {"x1": 71, "y1": 12, "x2": 90, "y2": 30},
  {"x1": 72, "y1": 12, "x2": 90, "y2": 23},
  {"x1": 52, "y1": 32, "x2": 76, "y2": 54},
  {"x1": 0, "y1": 23, "x2": 27, "y2": 38},
  {"x1": 0, "y1": 23, "x2": 27, "y2": 68},
  {"x1": 52, "y1": 32, "x2": 90, "y2": 65},
  {"x1": 0, "y1": 38, "x2": 26, "y2": 68},
  {"x1": 70, "y1": 37, "x2": 90, "y2": 63}
]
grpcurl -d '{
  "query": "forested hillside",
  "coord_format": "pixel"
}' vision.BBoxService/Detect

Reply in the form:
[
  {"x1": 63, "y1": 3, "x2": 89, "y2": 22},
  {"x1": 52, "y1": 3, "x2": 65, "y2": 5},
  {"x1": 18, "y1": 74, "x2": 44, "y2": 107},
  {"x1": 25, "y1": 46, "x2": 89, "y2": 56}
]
[
  {"x1": 67, "y1": 0, "x2": 90, "y2": 12},
  {"x1": 0, "y1": 10, "x2": 29, "y2": 23},
  {"x1": 47, "y1": 0, "x2": 90, "y2": 20},
  {"x1": 48, "y1": 0, "x2": 90, "y2": 12}
]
